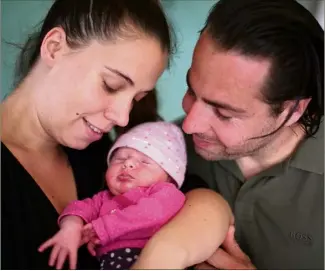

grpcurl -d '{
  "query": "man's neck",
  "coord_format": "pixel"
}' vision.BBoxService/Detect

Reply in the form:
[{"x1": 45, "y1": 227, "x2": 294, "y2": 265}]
[
  {"x1": 236, "y1": 125, "x2": 306, "y2": 179},
  {"x1": 1, "y1": 87, "x2": 58, "y2": 153}
]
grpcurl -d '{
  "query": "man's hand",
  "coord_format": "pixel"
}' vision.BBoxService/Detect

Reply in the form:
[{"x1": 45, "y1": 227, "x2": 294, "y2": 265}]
[{"x1": 196, "y1": 225, "x2": 256, "y2": 270}]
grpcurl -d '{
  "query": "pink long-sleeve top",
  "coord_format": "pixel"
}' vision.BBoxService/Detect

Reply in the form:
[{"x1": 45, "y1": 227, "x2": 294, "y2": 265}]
[{"x1": 58, "y1": 182, "x2": 185, "y2": 257}]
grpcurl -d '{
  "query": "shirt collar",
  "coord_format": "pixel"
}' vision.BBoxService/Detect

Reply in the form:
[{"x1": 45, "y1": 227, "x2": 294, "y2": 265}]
[
  {"x1": 217, "y1": 121, "x2": 324, "y2": 181},
  {"x1": 288, "y1": 121, "x2": 324, "y2": 175}
]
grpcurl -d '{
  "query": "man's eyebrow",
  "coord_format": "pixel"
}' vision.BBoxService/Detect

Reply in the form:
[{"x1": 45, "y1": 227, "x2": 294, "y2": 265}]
[
  {"x1": 105, "y1": 66, "x2": 134, "y2": 86},
  {"x1": 186, "y1": 70, "x2": 246, "y2": 114},
  {"x1": 203, "y1": 98, "x2": 247, "y2": 113}
]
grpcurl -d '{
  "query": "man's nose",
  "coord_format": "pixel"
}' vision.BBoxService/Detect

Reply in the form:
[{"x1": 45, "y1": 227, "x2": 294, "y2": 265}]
[{"x1": 182, "y1": 101, "x2": 212, "y2": 134}]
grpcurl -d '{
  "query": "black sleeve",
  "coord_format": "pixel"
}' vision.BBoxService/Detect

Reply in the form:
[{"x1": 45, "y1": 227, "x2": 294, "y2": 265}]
[{"x1": 180, "y1": 173, "x2": 210, "y2": 194}]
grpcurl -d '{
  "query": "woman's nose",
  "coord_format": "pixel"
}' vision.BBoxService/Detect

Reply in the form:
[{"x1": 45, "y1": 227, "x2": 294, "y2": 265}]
[{"x1": 104, "y1": 107, "x2": 130, "y2": 128}]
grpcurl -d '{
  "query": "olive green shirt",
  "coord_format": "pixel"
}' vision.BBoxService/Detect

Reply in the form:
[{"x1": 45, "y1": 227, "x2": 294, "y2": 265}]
[{"x1": 185, "y1": 124, "x2": 324, "y2": 269}]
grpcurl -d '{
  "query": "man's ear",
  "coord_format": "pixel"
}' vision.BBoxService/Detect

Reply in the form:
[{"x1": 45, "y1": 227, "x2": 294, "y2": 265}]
[
  {"x1": 281, "y1": 98, "x2": 311, "y2": 127},
  {"x1": 40, "y1": 27, "x2": 68, "y2": 68}
]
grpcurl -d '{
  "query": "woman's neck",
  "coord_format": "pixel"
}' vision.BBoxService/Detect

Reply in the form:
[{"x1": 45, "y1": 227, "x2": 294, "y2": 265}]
[{"x1": 1, "y1": 84, "x2": 58, "y2": 153}]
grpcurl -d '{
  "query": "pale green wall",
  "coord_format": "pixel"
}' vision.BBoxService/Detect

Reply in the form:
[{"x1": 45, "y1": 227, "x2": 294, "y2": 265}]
[
  {"x1": 1, "y1": 0, "x2": 323, "y2": 121},
  {"x1": 1, "y1": 1, "x2": 52, "y2": 99},
  {"x1": 0, "y1": 0, "x2": 215, "y2": 121}
]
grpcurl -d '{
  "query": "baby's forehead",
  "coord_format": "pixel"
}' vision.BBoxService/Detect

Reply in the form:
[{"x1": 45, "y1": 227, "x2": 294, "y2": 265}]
[{"x1": 114, "y1": 147, "x2": 151, "y2": 160}]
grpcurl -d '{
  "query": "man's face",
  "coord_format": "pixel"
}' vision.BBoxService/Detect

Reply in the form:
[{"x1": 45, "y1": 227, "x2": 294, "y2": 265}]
[{"x1": 182, "y1": 31, "x2": 284, "y2": 161}]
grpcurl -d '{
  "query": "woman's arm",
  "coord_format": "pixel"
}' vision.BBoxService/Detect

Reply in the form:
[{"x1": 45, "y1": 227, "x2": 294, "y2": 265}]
[{"x1": 131, "y1": 188, "x2": 233, "y2": 269}]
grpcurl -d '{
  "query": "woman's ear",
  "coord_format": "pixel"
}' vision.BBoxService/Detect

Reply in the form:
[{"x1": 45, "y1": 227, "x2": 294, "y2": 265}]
[
  {"x1": 40, "y1": 27, "x2": 68, "y2": 68},
  {"x1": 281, "y1": 98, "x2": 311, "y2": 127}
]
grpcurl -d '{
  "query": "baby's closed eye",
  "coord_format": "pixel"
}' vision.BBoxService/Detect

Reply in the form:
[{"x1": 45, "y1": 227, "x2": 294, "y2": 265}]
[
  {"x1": 112, "y1": 156, "x2": 126, "y2": 162},
  {"x1": 141, "y1": 160, "x2": 151, "y2": 164}
]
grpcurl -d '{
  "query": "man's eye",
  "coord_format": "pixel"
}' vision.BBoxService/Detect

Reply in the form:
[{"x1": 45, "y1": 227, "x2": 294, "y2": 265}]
[
  {"x1": 187, "y1": 88, "x2": 196, "y2": 97},
  {"x1": 215, "y1": 110, "x2": 232, "y2": 121}
]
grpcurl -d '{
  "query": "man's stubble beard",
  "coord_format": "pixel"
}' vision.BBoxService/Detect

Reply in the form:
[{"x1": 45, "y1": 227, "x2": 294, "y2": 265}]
[{"x1": 193, "y1": 132, "x2": 278, "y2": 161}]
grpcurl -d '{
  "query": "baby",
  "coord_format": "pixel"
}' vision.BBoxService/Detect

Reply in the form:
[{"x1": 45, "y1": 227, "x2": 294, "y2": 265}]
[{"x1": 39, "y1": 121, "x2": 187, "y2": 270}]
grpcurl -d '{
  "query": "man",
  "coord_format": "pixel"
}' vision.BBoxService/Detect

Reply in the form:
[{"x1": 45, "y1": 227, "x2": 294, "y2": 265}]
[{"x1": 182, "y1": 0, "x2": 324, "y2": 269}]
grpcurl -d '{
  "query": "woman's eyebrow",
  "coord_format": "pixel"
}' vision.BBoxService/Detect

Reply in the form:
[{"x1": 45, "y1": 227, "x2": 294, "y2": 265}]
[{"x1": 105, "y1": 66, "x2": 134, "y2": 86}]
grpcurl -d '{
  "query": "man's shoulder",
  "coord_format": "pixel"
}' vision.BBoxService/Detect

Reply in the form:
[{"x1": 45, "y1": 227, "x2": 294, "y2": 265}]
[{"x1": 289, "y1": 123, "x2": 324, "y2": 175}]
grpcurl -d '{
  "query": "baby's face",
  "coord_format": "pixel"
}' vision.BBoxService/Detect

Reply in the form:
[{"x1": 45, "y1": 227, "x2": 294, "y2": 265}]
[{"x1": 106, "y1": 147, "x2": 169, "y2": 195}]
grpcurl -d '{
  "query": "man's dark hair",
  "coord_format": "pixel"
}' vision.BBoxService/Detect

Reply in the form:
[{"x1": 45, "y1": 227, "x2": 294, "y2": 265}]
[{"x1": 203, "y1": 0, "x2": 324, "y2": 137}]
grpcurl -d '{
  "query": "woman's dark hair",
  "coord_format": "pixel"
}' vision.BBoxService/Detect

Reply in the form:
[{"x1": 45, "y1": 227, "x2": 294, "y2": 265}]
[
  {"x1": 203, "y1": 0, "x2": 324, "y2": 137},
  {"x1": 15, "y1": 0, "x2": 175, "y2": 86}
]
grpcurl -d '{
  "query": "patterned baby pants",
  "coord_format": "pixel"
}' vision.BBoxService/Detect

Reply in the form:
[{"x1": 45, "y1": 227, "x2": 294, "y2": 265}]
[{"x1": 99, "y1": 247, "x2": 142, "y2": 270}]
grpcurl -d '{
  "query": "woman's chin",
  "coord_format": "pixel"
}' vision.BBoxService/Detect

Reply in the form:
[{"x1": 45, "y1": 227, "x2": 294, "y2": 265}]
[{"x1": 59, "y1": 137, "x2": 92, "y2": 150}]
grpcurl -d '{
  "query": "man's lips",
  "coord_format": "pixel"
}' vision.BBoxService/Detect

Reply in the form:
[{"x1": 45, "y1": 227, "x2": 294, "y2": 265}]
[{"x1": 193, "y1": 134, "x2": 215, "y2": 147}]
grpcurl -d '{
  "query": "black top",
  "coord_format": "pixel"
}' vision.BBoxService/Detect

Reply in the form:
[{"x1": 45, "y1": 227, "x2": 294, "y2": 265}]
[
  {"x1": 1, "y1": 136, "x2": 112, "y2": 270},
  {"x1": 1, "y1": 132, "x2": 207, "y2": 270}
]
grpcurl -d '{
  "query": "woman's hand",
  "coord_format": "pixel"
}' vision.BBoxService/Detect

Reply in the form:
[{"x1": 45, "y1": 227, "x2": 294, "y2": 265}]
[
  {"x1": 38, "y1": 216, "x2": 83, "y2": 269},
  {"x1": 82, "y1": 223, "x2": 100, "y2": 256},
  {"x1": 196, "y1": 225, "x2": 256, "y2": 270}
]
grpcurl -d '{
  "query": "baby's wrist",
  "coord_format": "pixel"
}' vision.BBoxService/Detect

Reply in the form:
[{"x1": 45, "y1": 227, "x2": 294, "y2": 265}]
[{"x1": 60, "y1": 215, "x2": 84, "y2": 229}]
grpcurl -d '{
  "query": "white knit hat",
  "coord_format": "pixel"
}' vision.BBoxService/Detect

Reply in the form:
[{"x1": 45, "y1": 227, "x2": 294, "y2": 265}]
[{"x1": 107, "y1": 121, "x2": 187, "y2": 188}]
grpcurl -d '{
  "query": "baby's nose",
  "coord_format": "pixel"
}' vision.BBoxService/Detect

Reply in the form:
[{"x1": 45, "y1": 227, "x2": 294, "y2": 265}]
[{"x1": 124, "y1": 159, "x2": 136, "y2": 169}]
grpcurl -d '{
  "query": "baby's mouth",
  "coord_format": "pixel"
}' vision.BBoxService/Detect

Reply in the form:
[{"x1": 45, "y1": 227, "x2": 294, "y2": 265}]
[{"x1": 117, "y1": 173, "x2": 134, "y2": 182}]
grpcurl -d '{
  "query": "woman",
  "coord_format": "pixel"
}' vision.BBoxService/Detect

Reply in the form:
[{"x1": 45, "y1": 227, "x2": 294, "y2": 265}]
[{"x1": 2, "y1": 0, "x2": 232, "y2": 269}]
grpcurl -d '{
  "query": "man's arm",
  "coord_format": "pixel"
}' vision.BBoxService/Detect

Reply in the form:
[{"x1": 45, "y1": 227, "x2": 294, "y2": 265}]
[{"x1": 132, "y1": 188, "x2": 233, "y2": 269}]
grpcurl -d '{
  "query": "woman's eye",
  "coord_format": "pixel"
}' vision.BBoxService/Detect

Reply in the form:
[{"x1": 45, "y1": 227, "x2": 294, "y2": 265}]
[{"x1": 102, "y1": 81, "x2": 116, "y2": 93}]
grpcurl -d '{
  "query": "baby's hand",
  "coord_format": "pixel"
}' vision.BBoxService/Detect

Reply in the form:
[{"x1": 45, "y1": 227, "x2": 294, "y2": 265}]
[
  {"x1": 38, "y1": 216, "x2": 83, "y2": 269},
  {"x1": 82, "y1": 223, "x2": 100, "y2": 256}
]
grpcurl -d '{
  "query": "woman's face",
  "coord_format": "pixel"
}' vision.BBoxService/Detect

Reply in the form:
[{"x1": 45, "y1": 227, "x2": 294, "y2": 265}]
[{"x1": 35, "y1": 29, "x2": 168, "y2": 149}]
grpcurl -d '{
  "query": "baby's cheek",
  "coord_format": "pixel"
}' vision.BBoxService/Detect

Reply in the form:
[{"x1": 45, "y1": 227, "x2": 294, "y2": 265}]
[
  {"x1": 136, "y1": 171, "x2": 157, "y2": 187},
  {"x1": 105, "y1": 169, "x2": 112, "y2": 182},
  {"x1": 106, "y1": 164, "x2": 120, "y2": 177}
]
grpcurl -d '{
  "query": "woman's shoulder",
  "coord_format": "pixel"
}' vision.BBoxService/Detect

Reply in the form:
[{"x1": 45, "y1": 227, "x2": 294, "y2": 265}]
[
  {"x1": 2, "y1": 141, "x2": 17, "y2": 165},
  {"x1": 1, "y1": 142, "x2": 27, "y2": 188}
]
